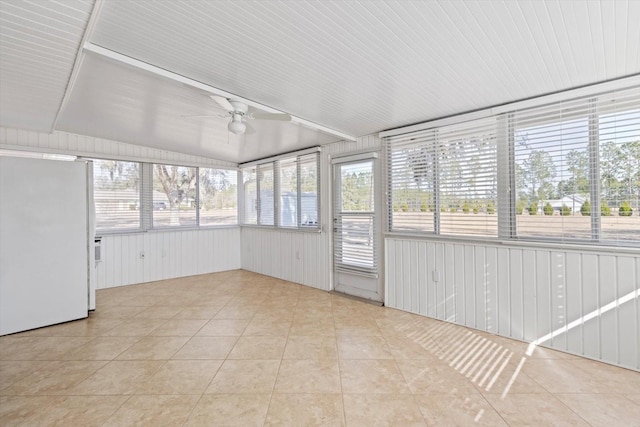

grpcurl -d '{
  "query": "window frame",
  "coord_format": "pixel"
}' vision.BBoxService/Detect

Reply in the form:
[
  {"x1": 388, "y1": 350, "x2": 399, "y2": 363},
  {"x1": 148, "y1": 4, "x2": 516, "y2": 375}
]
[
  {"x1": 91, "y1": 158, "x2": 143, "y2": 234},
  {"x1": 240, "y1": 148, "x2": 321, "y2": 231},
  {"x1": 90, "y1": 157, "x2": 238, "y2": 235},
  {"x1": 384, "y1": 83, "x2": 640, "y2": 248}
]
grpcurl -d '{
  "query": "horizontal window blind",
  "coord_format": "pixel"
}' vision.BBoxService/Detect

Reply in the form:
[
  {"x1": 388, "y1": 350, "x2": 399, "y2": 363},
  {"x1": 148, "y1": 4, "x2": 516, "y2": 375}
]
[
  {"x1": 152, "y1": 164, "x2": 197, "y2": 228},
  {"x1": 294, "y1": 153, "x2": 319, "y2": 227},
  {"x1": 277, "y1": 157, "x2": 297, "y2": 227},
  {"x1": 241, "y1": 150, "x2": 320, "y2": 229},
  {"x1": 386, "y1": 117, "x2": 498, "y2": 237},
  {"x1": 199, "y1": 168, "x2": 237, "y2": 226},
  {"x1": 438, "y1": 118, "x2": 498, "y2": 236},
  {"x1": 92, "y1": 159, "x2": 141, "y2": 231},
  {"x1": 334, "y1": 160, "x2": 377, "y2": 275},
  {"x1": 242, "y1": 166, "x2": 257, "y2": 224},
  {"x1": 387, "y1": 130, "x2": 436, "y2": 233},
  {"x1": 597, "y1": 88, "x2": 640, "y2": 244},
  {"x1": 385, "y1": 83, "x2": 639, "y2": 247},
  {"x1": 513, "y1": 86, "x2": 640, "y2": 244},
  {"x1": 258, "y1": 163, "x2": 275, "y2": 226}
]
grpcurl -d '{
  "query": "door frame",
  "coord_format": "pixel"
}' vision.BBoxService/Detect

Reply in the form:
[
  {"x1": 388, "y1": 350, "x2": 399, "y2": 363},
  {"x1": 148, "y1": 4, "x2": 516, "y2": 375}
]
[{"x1": 330, "y1": 150, "x2": 384, "y2": 302}]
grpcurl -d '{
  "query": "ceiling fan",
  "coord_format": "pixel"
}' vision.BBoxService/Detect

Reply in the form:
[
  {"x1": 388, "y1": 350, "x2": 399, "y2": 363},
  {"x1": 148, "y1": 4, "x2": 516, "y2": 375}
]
[{"x1": 185, "y1": 95, "x2": 292, "y2": 135}]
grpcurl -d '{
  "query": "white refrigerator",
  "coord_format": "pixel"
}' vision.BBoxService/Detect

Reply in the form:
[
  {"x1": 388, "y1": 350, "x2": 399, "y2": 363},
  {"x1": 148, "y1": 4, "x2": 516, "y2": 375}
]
[{"x1": 0, "y1": 155, "x2": 95, "y2": 336}]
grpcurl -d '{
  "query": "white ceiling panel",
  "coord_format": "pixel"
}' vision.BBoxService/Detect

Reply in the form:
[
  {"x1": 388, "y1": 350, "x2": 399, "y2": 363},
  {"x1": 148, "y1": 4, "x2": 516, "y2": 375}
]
[
  {"x1": 90, "y1": 0, "x2": 640, "y2": 137},
  {"x1": 2, "y1": 0, "x2": 638, "y2": 164},
  {"x1": 56, "y1": 52, "x2": 338, "y2": 163},
  {"x1": 0, "y1": 0, "x2": 94, "y2": 131}
]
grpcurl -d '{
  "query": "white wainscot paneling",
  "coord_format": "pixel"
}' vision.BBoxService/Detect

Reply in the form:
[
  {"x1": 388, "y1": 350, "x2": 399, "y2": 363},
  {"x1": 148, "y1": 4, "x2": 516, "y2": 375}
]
[
  {"x1": 241, "y1": 227, "x2": 328, "y2": 290},
  {"x1": 385, "y1": 237, "x2": 640, "y2": 371},
  {"x1": 97, "y1": 228, "x2": 241, "y2": 288},
  {"x1": 239, "y1": 134, "x2": 381, "y2": 291}
]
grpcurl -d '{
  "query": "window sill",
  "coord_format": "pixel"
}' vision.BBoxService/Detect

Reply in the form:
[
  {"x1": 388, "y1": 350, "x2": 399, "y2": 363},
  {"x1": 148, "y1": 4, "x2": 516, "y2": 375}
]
[
  {"x1": 384, "y1": 232, "x2": 640, "y2": 255},
  {"x1": 240, "y1": 224, "x2": 322, "y2": 234},
  {"x1": 96, "y1": 225, "x2": 240, "y2": 238}
]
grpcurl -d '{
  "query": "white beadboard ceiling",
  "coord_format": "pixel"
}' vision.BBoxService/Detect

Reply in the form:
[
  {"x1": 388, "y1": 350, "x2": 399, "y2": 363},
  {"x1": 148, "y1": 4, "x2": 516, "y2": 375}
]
[
  {"x1": 0, "y1": 0, "x2": 94, "y2": 132},
  {"x1": 2, "y1": 0, "x2": 639, "y2": 163}
]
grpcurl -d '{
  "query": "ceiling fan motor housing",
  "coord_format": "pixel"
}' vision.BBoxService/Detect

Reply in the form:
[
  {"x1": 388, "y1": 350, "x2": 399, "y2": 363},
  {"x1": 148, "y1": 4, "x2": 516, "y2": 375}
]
[{"x1": 228, "y1": 99, "x2": 249, "y2": 114}]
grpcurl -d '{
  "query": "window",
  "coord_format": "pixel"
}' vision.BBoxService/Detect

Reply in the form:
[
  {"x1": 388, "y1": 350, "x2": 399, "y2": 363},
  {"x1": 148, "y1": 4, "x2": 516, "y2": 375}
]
[
  {"x1": 258, "y1": 163, "x2": 275, "y2": 226},
  {"x1": 513, "y1": 89, "x2": 640, "y2": 243},
  {"x1": 152, "y1": 164, "x2": 197, "y2": 227},
  {"x1": 92, "y1": 159, "x2": 141, "y2": 231},
  {"x1": 387, "y1": 130, "x2": 436, "y2": 233},
  {"x1": 298, "y1": 153, "x2": 319, "y2": 227},
  {"x1": 199, "y1": 168, "x2": 238, "y2": 226},
  {"x1": 92, "y1": 159, "x2": 237, "y2": 233},
  {"x1": 513, "y1": 105, "x2": 592, "y2": 240},
  {"x1": 385, "y1": 83, "x2": 640, "y2": 246},
  {"x1": 599, "y1": 104, "x2": 640, "y2": 243},
  {"x1": 387, "y1": 118, "x2": 498, "y2": 237},
  {"x1": 243, "y1": 166, "x2": 257, "y2": 225},
  {"x1": 241, "y1": 149, "x2": 320, "y2": 229},
  {"x1": 438, "y1": 119, "x2": 497, "y2": 236},
  {"x1": 279, "y1": 153, "x2": 319, "y2": 227}
]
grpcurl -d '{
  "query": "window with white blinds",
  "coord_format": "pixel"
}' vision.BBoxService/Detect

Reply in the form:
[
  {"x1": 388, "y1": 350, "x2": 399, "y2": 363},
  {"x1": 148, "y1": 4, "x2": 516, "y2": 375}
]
[
  {"x1": 240, "y1": 150, "x2": 320, "y2": 229},
  {"x1": 242, "y1": 166, "x2": 258, "y2": 225},
  {"x1": 387, "y1": 130, "x2": 436, "y2": 233},
  {"x1": 277, "y1": 153, "x2": 319, "y2": 227},
  {"x1": 387, "y1": 118, "x2": 498, "y2": 237},
  {"x1": 199, "y1": 168, "x2": 237, "y2": 226},
  {"x1": 385, "y1": 84, "x2": 640, "y2": 246},
  {"x1": 152, "y1": 164, "x2": 197, "y2": 228},
  {"x1": 258, "y1": 163, "x2": 275, "y2": 226},
  {"x1": 513, "y1": 87, "x2": 640, "y2": 244},
  {"x1": 93, "y1": 159, "x2": 237, "y2": 233},
  {"x1": 598, "y1": 99, "x2": 640, "y2": 244},
  {"x1": 92, "y1": 159, "x2": 141, "y2": 231},
  {"x1": 438, "y1": 119, "x2": 497, "y2": 236},
  {"x1": 334, "y1": 159, "x2": 377, "y2": 274}
]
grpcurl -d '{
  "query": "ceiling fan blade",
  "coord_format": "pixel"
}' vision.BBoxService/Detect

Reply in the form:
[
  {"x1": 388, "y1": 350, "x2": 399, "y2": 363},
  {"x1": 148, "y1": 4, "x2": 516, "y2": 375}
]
[
  {"x1": 244, "y1": 122, "x2": 256, "y2": 134},
  {"x1": 210, "y1": 95, "x2": 234, "y2": 111},
  {"x1": 250, "y1": 112, "x2": 292, "y2": 121},
  {"x1": 181, "y1": 114, "x2": 228, "y2": 119}
]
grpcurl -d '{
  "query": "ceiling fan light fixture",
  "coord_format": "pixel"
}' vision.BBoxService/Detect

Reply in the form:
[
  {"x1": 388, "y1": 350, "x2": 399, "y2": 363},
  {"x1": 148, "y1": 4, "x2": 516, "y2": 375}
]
[{"x1": 228, "y1": 115, "x2": 246, "y2": 135}]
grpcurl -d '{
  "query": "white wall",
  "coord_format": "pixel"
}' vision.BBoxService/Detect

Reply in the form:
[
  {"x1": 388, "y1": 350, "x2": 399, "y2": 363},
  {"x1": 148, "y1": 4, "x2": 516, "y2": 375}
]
[
  {"x1": 385, "y1": 237, "x2": 640, "y2": 371},
  {"x1": 4, "y1": 127, "x2": 639, "y2": 370},
  {"x1": 1, "y1": 126, "x2": 241, "y2": 289},
  {"x1": 98, "y1": 228, "x2": 240, "y2": 288},
  {"x1": 240, "y1": 228, "x2": 327, "y2": 290},
  {"x1": 240, "y1": 135, "x2": 383, "y2": 291}
]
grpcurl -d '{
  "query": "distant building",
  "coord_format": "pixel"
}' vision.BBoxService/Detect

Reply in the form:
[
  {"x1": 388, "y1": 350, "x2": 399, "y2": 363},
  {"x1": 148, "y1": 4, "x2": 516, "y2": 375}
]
[{"x1": 541, "y1": 194, "x2": 586, "y2": 214}]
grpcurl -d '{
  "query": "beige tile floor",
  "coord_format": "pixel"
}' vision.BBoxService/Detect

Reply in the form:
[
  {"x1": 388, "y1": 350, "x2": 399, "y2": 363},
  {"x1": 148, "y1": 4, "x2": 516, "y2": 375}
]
[{"x1": 1, "y1": 269, "x2": 639, "y2": 426}]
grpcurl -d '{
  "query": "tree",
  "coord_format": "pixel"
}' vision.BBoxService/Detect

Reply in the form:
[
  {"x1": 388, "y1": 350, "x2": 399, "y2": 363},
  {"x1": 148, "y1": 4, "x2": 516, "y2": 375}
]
[
  {"x1": 600, "y1": 141, "x2": 623, "y2": 203},
  {"x1": 154, "y1": 165, "x2": 196, "y2": 225},
  {"x1": 619, "y1": 201, "x2": 633, "y2": 217},
  {"x1": 523, "y1": 150, "x2": 556, "y2": 202},
  {"x1": 580, "y1": 200, "x2": 591, "y2": 216},
  {"x1": 543, "y1": 202, "x2": 553, "y2": 215},
  {"x1": 560, "y1": 205, "x2": 572, "y2": 216},
  {"x1": 566, "y1": 150, "x2": 589, "y2": 213},
  {"x1": 97, "y1": 160, "x2": 138, "y2": 191},
  {"x1": 619, "y1": 141, "x2": 640, "y2": 211},
  {"x1": 566, "y1": 150, "x2": 589, "y2": 196},
  {"x1": 200, "y1": 169, "x2": 235, "y2": 210}
]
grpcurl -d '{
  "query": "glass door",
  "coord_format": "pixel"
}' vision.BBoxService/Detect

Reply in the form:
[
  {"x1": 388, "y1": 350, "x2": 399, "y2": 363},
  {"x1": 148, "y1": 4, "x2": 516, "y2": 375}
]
[{"x1": 333, "y1": 153, "x2": 382, "y2": 302}]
